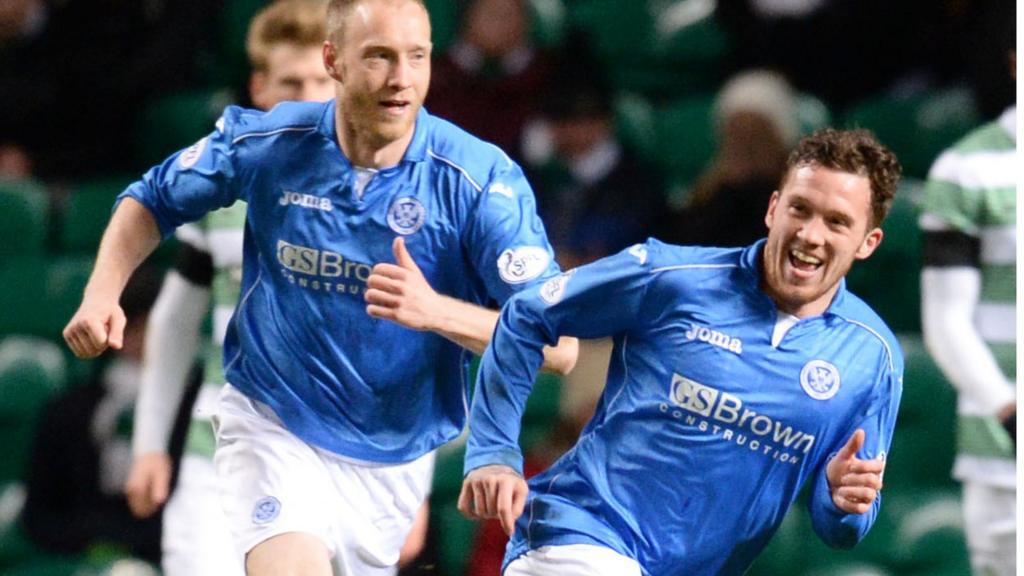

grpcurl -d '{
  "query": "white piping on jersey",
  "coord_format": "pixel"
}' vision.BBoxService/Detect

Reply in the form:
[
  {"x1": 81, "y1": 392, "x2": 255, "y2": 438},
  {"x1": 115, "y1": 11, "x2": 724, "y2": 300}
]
[
  {"x1": 651, "y1": 263, "x2": 739, "y2": 274},
  {"x1": 837, "y1": 318, "x2": 895, "y2": 373},
  {"x1": 223, "y1": 267, "x2": 265, "y2": 373},
  {"x1": 605, "y1": 334, "x2": 632, "y2": 412},
  {"x1": 231, "y1": 126, "x2": 317, "y2": 145},
  {"x1": 459, "y1": 348, "x2": 470, "y2": 421},
  {"x1": 427, "y1": 149, "x2": 483, "y2": 192}
]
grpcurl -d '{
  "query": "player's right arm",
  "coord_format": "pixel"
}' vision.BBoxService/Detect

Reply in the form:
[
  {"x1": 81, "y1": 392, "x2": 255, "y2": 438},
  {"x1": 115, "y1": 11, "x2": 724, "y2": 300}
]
[
  {"x1": 459, "y1": 242, "x2": 656, "y2": 533},
  {"x1": 64, "y1": 198, "x2": 162, "y2": 358},
  {"x1": 126, "y1": 243, "x2": 214, "y2": 518},
  {"x1": 64, "y1": 109, "x2": 243, "y2": 360}
]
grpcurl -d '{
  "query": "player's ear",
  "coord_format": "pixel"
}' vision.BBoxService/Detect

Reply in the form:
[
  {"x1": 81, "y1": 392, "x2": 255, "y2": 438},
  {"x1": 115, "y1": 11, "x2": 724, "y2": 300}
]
[
  {"x1": 323, "y1": 41, "x2": 344, "y2": 83},
  {"x1": 764, "y1": 191, "x2": 781, "y2": 230},
  {"x1": 855, "y1": 227, "x2": 883, "y2": 260}
]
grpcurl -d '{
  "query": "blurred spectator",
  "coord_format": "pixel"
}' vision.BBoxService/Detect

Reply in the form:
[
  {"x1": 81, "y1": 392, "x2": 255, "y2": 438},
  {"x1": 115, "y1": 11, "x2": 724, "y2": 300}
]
[
  {"x1": 0, "y1": 142, "x2": 33, "y2": 179},
  {"x1": 527, "y1": 46, "x2": 668, "y2": 269},
  {"x1": 0, "y1": 0, "x2": 221, "y2": 178},
  {"x1": 20, "y1": 266, "x2": 163, "y2": 564},
  {"x1": 426, "y1": 0, "x2": 555, "y2": 161},
  {"x1": 919, "y1": 50, "x2": 1016, "y2": 576},
  {"x1": 657, "y1": 69, "x2": 797, "y2": 247},
  {"x1": 716, "y1": 0, "x2": 946, "y2": 110}
]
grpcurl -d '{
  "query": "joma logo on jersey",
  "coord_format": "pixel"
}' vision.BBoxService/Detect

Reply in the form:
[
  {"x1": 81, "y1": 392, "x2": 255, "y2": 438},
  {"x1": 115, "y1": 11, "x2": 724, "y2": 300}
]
[
  {"x1": 684, "y1": 323, "x2": 743, "y2": 354},
  {"x1": 280, "y1": 190, "x2": 333, "y2": 212},
  {"x1": 669, "y1": 375, "x2": 815, "y2": 457},
  {"x1": 277, "y1": 240, "x2": 371, "y2": 279}
]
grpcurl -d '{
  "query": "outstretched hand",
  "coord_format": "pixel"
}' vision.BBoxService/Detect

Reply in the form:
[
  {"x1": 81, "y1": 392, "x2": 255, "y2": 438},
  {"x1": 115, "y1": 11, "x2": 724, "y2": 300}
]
[
  {"x1": 826, "y1": 429, "x2": 884, "y2": 514},
  {"x1": 63, "y1": 297, "x2": 126, "y2": 359},
  {"x1": 458, "y1": 464, "x2": 529, "y2": 537},
  {"x1": 366, "y1": 237, "x2": 442, "y2": 331}
]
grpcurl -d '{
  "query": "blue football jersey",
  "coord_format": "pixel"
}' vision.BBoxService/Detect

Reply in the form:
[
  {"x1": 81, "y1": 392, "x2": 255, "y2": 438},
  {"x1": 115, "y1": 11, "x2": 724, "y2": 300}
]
[
  {"x1": 465, "y1": 239, "x2": 903, "y2": 576},
  {"x1": 118, "y1": 100, "x2": 560, "y2": 463}
]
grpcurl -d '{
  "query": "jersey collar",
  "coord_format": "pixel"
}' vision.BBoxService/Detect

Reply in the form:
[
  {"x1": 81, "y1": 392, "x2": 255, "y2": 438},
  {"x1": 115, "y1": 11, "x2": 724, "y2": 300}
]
[{"x1": 317, "y1": 100, "x2": 430, "y2": 165}]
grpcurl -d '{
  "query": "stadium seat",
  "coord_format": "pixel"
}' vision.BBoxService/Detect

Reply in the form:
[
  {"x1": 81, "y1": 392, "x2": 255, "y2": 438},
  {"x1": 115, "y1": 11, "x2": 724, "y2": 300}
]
[
  {"x1": 136, "y1": 89, "x2": 236, "y2": 170},
  {"x1": 651, "y1": 94, "x2": 716, "y2": 189},
  {"x1": 883, "y1": 489, "x2": 970, "y2": 574},
  {"x1": 215, "y1": 0, "x2": 268, "y2": 89},
  {"x1": 0, "y1": 338, "x2": 67, "y2": 484},
  {"x1": 568, "y1": 0, "x2": 727, "y2": 97},
  {"x1": 0, "y1": 180, "x2": 49, "y2": 260},
  {"x1": 59, "y1": 176, "x2": 135, "y2": 254},
  {"x1": 0, "y1": 256, "x2": 92, "y2": 340},
  {"x1": 842, "y1": 89, "x2": 980, "y2": 179}
]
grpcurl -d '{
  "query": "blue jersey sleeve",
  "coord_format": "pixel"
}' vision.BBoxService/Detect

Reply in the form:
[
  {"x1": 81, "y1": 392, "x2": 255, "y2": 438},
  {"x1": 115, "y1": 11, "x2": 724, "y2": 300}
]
[
  {"x1": 464, "y1": 242, "x2": 657, "y2": 475},
  {"x1": 117, "y1": 111, "x2": 241, "y2": 239},
  {"x1": 462, "y1": 162, "x2": 560, "y2": 305},
  {"x1": 808, "y1": 358, "x2": 903, "y2": 548}
]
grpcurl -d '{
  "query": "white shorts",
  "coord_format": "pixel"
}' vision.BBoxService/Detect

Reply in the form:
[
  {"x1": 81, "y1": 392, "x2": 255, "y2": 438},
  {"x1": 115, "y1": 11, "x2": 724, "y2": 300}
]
[
  {"x1": 504, "y1": 544, "x2": 643, "y2": 576},
  {"x1": 212, "y1": 384, "x2": 435, "y2": 576},
  {"x1": 963, "y1": 482, "x2": 1016, "y2": 576},
  {"x1": 162, "y1": 454, "x2": 243, "y2": 576}
]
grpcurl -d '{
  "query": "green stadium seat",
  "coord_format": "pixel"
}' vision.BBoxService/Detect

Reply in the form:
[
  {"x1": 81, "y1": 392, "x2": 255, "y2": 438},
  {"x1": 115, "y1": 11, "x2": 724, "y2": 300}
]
[
  {"x1": 0, "y1": 180, "x2": 49, "y2": 259},
  {"x1": 424, "y1": 0, "x2": 460, "y2": 52},
  {"x1": 528, "y1": 0, "x2": 567, "y2": 48},
  {"x1": 802, "y1": 563, "x2": 895, "y2": 576},
  {"x1": 136, "y1": 89, "x2": 236, "y2": 170},
  {"x1": 883, "y1": 489, "x2": 970, "y2": 574},
  {"x1": 569, "y1": 0, "x2": 727, "y2": 96},
  {"x1": 0, "y1": 338, "x2": 67, "y2": 483},
  {"x1": 652, "y1": 94, "x2": 716, "y2": 189},
  {"x1": 215, "y1": 0, "x2": 269, "y2": 89},
  {"x1": 845, "y1": 180, "x2": 923, "y2": 333},
  {"x1": 842, "y1": 89, "x2": 980, "y2": 179},
  {"x1": 59, "y1": 176, "x2": 135, "y2": 254},
  {"x1": 0, "y1": 256, "x2": 92, "y2": 340}
]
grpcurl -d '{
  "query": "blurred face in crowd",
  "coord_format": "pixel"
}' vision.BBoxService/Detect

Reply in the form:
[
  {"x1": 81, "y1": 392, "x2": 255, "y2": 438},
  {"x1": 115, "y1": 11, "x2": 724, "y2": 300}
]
[
  {"x1": 762, "y1": 164, "x2": 882, "y2": 318},
  {"x1": 251, "y1": 44, "x2": 334, "y2": 111},
  {"x1": 719, "y1": 111, "x2": 788, "y2": 183},
  {"x1": 325, "y1": 0, "x2": 432, "y2": 151},
  {"x1": 464, "y1": 0, "x2": 528, "y2": 57}
]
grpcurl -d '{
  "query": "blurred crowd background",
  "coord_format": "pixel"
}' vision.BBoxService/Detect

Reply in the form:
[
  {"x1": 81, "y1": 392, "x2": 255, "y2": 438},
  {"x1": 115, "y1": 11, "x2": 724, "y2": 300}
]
[{"x1": 0, "y1": 0, "x2": 1016, "y2": 575}]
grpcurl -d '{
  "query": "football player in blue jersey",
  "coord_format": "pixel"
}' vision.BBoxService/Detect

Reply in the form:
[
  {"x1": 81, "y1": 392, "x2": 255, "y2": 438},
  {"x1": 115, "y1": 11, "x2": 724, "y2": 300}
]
[
  {"x1": 460, "y1": 128, "x2": 904, "y2": 576},
  {"x1": 62, "y1": 1, "x2": 576, "y2": 575}
]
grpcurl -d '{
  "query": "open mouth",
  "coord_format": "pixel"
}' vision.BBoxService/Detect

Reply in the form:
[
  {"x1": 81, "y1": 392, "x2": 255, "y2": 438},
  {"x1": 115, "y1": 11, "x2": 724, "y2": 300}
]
[
  {"x1": 379, "y1": 99, "x2": 410, "y2": 115},
  {"x1": 787, "y1": 249, "x2": 822, "y2": 277}
]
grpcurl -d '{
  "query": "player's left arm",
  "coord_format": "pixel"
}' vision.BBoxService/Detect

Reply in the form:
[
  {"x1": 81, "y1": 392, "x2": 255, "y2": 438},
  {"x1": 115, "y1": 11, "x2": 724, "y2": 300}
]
[{"x1": 808, "y1": 359, "x2": 902, "y2": 548}]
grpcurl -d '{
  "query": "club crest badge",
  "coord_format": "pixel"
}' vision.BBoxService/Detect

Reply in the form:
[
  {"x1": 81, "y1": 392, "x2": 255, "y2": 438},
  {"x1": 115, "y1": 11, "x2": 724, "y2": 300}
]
[
  {"x1": 539, "y1": 270, "x2": 575, "y2": 305},
  {"x1": 252, "y1": 496, "x2": 281, "y2": 524},
  {"x1": 387, "y1": 197, "x2": 426, "y2": 235},
  {"x1": 799, "y1": 360, "x2": 841, "y2": 400},
  {"x1": 178, "y1": 136, "x2": 208, "y2": 169}
]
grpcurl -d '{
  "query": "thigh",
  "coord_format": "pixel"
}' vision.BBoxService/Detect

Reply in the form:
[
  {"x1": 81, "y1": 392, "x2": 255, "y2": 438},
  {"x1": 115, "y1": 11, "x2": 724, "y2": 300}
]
[
  {"x1": 162, "y1": 455, "x2": 245, "y2": 576},
  {"x1": 962, "y1": 483, "x2": 1016, "y2": 576},
  {"x1": 213, "y1": 385, "x2": 339, "y2": 562},
  {"x1": 320, "y1": 449, "x2": 435, "y2": 576},
  {"x1": 504, "y1": 544, "x2": 643, "y2": 576}
]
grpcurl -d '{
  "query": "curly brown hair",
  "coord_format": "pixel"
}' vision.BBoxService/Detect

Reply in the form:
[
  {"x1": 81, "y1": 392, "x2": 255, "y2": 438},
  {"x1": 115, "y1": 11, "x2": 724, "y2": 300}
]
[{"x1": 784, "y1": 128, "x2": 902, "y2": 229}]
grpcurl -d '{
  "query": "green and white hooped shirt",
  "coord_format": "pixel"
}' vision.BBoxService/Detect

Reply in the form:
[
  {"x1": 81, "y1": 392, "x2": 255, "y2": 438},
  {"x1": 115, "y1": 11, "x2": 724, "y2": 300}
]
[{"x1": 920, "y1": 107, "x2": 1016, "y2": 484}]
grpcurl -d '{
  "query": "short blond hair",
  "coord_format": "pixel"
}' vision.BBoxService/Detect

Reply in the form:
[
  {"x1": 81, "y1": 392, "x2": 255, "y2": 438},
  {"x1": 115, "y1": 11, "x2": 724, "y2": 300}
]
[
  {"x1": 325, "y1": 0, "x2": 427, "y2": 45},
  {"x1": 246, "y1": 0, "x2": 328, "y2": 72}
]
